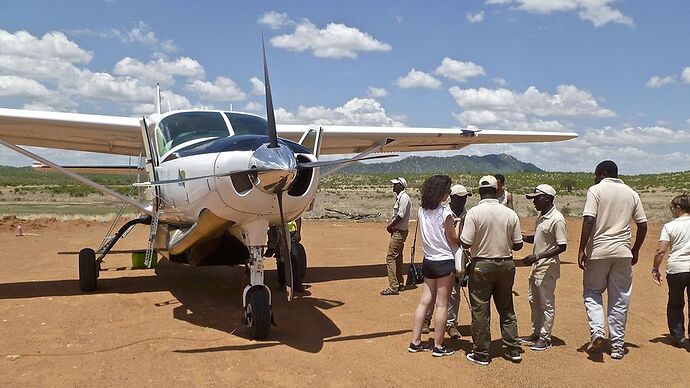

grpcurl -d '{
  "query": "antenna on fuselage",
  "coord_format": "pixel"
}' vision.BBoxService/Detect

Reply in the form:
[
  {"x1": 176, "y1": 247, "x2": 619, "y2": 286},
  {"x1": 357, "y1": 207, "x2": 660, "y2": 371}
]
[
  {"x1": 154, "y1": 83, "x2": 161, "y2": 114},
  {"x1": 261, "y1": 33, "x2": 279, "y2": 149}
]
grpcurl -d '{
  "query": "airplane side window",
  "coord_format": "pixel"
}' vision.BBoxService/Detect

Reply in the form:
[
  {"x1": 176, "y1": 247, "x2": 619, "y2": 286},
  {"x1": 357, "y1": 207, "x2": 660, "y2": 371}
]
[
  {"x1": 224, "y1": 112, "x2": 268, "y2": 136},
  {"x1": 158, "y1": 112, "x2": 229, "y2": 152}
]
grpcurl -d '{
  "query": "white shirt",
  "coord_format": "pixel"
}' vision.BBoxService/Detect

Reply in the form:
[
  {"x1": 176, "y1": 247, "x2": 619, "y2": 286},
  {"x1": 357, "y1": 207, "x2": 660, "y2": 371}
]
[
  {"x1": 418, "y1": 206, "x2": 455, "y2": 262},
  {"x1": 392, "y1": 190, "x2": 412, "y2": 231},
  {"x1": 531, "y1": 206, "x2": 568, "y2": 279},
  {"x1": 659, "y1": 215, "x2": 690, "y2": 274},
  {"x1": 461, "y1": 198, "x2": 522, "y2": 258},
  {"x1": 583, "y1": 178, "x2": 647, "y2": 260}
]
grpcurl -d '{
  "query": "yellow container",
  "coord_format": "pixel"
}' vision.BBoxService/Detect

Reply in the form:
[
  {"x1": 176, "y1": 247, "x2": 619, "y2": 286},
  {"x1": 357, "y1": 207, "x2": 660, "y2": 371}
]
[{"x1": 132, "y1": 252, "x2": 157, "y2": 269}]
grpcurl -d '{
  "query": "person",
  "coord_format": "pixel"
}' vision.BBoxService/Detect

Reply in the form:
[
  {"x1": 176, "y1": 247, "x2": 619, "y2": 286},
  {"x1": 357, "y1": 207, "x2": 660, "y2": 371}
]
[
  {"x1": 408, "y1": 175, "x2": 459, "y2": 357},
  {"x1": 266, "y1": 217, "x2": 306, "y2": 292},
  {"x1": 422, "y1": 184, "x2": 472, "y2": 339},
  {"x1": 461, "y1": 175, "x2": 523, "y2": 366},
  {"x1": 651, "y1": 193, "x2": 690, "y2": 349},
  {"x1": 494, "y1": 174, "x2": 514, "y2": 209},
  {"x1": 381, "y1": 177, "x2": 412, "y2": 295},
  {"x1": 520, "y1": 184, "x2": 567, "y2": 351},
  {"x1": 578, "y1": 160, "x2": 647, "y2": 360}
]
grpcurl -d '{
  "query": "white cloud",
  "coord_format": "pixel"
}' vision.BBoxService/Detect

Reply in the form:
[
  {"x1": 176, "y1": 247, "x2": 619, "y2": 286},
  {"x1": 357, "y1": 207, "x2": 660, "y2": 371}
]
[
  {"x1": 270, "y1": 19, "x2": 391, "y2": 59},
  {"x1": 250, "y1": 76, "x2": 265, "y2": 95},
  {"x1": 367, "y1": 87, "x2": 389, "y2": 98},
  {"x1": 112, "y1": 57, "x2": 205, "y2": 87},
  {"x1": 646, "y1": 75, "x2": 675, "y2": 88},
  {"x1": 487, "y1": 0, "x2": 634, "y2": 27},
  {"x1": 584, "y1": 126, "x2": 690, "y2": 145},
  {"x1": 0, "y1": 30, "x2": 92, "y2": 63},
  {"x1": 187, "y1": 76, "x2": 247, "y2": 102},
  {"x1": 258, "y1": 11, "x2": 293, "y2": 29},
  {"x1": 466, "y1": 11, "x2": 486, "y2": 23},
  {"x1": 275, "y1": 97, "x2": 403, "y2": 126},
  {"x1": 493, "y1": 77, "x2": 508, "y2": 86},
  {"x1": 396, "y1": 69, "x2": 442, "y2": 89},
  {"x1": 0, "y1": 75, "x2": 53, "y2": 98},
  {"x1": 435, "y1": 57, "x2": 486, "y2": 83},
  {"x1": 123, "y1": 21, "x2": 178, "y2": 53},
  {"x1": 243, "y1": 101, "x2": 264, "y2": 112},
  {"x1": 682, "y1": 67, "x2": 690, "y2": 84}
]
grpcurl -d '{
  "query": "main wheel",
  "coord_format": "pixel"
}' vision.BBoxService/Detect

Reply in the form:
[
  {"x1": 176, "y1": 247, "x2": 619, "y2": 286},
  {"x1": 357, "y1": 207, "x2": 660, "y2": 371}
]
[
  {"x1": 78, "y1": 248, "x2": 98, "y2": 292},
  {"x1": 245, "y1": 287, "x2": 270, "y2": 339}
]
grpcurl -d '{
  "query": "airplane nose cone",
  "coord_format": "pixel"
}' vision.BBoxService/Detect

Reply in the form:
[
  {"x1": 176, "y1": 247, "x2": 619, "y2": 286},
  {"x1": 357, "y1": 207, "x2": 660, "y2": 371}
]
[{"x1": 249, "y1": 143, "x2": 297, "y2": 193}]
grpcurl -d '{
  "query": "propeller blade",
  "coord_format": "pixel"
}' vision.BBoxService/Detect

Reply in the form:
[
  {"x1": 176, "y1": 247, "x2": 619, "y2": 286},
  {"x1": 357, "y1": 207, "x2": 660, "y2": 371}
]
[
  {"x1": 297, "y1": 154, "x2": 397, "y2": 169},
  {"x1": 132, "y1": 167, "x2": 266, "y2": 187},
  {"x1": 276, "y1": 191, "x2": 294, "y2": 301},
  {"x1": 261, "y1": 33, "x2": 278, "y2": 149}
]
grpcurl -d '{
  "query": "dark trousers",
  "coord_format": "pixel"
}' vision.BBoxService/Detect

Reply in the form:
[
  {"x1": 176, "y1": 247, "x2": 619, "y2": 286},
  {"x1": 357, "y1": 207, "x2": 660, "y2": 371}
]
[
  {"x1": 468, "y1": 259, "x2": 520, "y2": 356},
  {"x1": 667, "y1": 272, "x2": 690, "y2": 340}
]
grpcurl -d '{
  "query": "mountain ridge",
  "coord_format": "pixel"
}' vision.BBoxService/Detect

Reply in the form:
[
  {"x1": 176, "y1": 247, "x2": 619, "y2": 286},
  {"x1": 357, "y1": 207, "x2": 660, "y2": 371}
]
[{"x1": 339, "y1": 153, "x2": 544, "y2": 174}]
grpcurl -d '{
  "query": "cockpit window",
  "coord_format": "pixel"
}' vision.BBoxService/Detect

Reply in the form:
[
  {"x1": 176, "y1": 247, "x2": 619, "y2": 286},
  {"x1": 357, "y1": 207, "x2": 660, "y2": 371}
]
[
  {"x1": 156, "y1": 111, "x2": 229, "y2": 154},
  {"x1": 224, "y1": 112, "x2": 268, "y2": 136}
]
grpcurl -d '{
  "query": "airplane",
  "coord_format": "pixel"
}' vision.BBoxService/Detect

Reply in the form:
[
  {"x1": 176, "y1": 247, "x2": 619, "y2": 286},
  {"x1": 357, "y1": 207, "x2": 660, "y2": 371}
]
[{"x1": 0, "y1": 43, "x2": 577, "y2": 339}]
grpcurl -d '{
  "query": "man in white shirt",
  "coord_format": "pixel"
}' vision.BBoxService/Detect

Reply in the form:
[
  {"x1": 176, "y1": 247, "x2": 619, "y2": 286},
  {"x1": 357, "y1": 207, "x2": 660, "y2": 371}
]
[
  {"x1": 578, "y1": 160, "x2": 647, "y2": 360},
  {"x1": 381, "y1": 177, "x2": 412, "y2": 296},
  {"x1": 461, "y1": 176, "x2": 523, "y2": 366},
  {"x1": 521, "y1": 184, "x2": 567, "y2": 352}
]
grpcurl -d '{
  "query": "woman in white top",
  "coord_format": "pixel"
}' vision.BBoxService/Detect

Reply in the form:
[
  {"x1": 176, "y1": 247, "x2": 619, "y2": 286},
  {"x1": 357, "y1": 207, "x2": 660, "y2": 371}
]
[
  {"x1": 652, "y1": 193, "x2": 690, "y2": 348},
  {"x1": 408, "y1": 175, "x2": 459, "y2": 357}
]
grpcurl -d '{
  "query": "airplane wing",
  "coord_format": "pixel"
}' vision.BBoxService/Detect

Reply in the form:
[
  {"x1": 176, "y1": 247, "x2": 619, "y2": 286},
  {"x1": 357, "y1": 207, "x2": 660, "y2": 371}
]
[
  {"x1": 0, "y1": 108, "x2": 142, "y2": 156},
  {"x1": 277, "y1": 124, "x2": 577, "y2": 155}
]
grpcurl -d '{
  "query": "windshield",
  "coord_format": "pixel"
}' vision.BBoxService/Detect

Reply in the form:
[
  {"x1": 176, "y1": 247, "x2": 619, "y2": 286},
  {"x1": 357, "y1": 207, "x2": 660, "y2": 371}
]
[
  {"x1": 156, "y1": 111, "x2": 229, "y2": 154},
  {"x1": 224, "y1": 112, "x2": 268, "y2": 136}
]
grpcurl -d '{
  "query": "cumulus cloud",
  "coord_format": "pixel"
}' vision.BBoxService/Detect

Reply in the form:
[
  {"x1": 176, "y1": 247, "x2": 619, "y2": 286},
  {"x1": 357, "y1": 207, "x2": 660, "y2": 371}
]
[
  {"x1": 367, "y1": 87, "x2": 389, "y2": 98},
  {"x1": 646, "y1": 75, "x2": 675, "y2": 88},
  {"x1": 258, "y1": 11, "x2": 293, "y2": 29},
  {"x1": 270, "y1": 19, "x2": 391, "y2": 59},
  {"x1": 113, "y1": 57, "x2": 205, "y2": 87},
  {"x1": 493, "y1": 77, "x2": 508, "y2": 86},
  {"x1": 250, "y1": 76, "x2": 265, "y2": 95},
  {"x1": 187, "y1": 77, "x2": 247, "y2": 102},
  {"x1": 121, "y1": 21, "x2": 178, "y2": 53},
  {"x1": 435, "y1": 57, "x2": 486, "y2": 83},
  {"x1": 584, "y1": 126, "x2": 690, "y2": 145},
  {"x1": 243, "y1": 101, "x2": 264, "y2": 112},
  {"x1": 0, "y1": 30, "x2": 93, "y2": 63},
  {"x1": 396, "y1": 69, "x2": 442, "y2": 89},
  {"x1": 466, "y1": 11, "x2": 485, "y2": 23},
  {"x1": 275, "y1": 97, "x2": 403, "y2": 126},
  {"x1": 682, "y1": 67, "x2": 690, "y2": 84},
  {"x1": 487, "y1": 0, "x2": 634, "y2": 27},
  {"x1": 0, "y1": 75, "x2": 53, "y2": 98}
]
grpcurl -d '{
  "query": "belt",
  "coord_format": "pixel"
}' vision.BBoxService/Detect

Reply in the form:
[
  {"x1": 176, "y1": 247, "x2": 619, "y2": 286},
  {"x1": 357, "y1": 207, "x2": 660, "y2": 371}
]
[{"x1": 474, "y1": 257, "x2": 513, "y2": 261}]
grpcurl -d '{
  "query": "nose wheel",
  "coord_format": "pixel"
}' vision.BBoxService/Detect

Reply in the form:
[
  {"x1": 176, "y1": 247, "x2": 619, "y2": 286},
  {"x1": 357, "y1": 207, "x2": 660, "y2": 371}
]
[{"x1": 244, "y1": 286, "x2": 271, "y2": 339}]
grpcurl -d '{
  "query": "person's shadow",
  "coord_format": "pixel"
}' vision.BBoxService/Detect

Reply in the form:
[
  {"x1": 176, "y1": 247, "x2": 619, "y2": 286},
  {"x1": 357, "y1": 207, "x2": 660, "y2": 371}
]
[
  {"x1": 650, "y1": 334, "x2": 690, "y2": 352},
  {"x1": 576, "y1": 341, "x2": 640, "y2": 362}
]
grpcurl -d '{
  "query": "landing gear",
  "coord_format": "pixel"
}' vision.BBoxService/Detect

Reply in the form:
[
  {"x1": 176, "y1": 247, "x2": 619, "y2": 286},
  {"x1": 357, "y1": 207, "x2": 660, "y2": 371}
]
[
  {"x1": 245, "y1": 286, "x2": 271, "y2": 339},
  {"x1": 78, "y1": 248, "x2": 98, "y2": 292}
]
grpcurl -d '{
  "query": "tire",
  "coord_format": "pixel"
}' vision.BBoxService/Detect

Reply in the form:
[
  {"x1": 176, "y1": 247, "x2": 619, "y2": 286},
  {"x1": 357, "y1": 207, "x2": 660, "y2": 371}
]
[
  {"x1": 245, "y1": 287, "x2": 270, "y2": 339},
  {"x1": 79, "y1": 248, "x2": 98, "y2": 292}
]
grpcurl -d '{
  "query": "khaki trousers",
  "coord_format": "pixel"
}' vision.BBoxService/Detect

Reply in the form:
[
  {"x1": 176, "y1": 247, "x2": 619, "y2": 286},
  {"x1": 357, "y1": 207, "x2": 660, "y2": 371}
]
[
  {"x1": 385, "y1": 230, "x2": 408, "y2": 289},
  {"x1": 528, "y1": 274, "x2": 557, "y2": 341}
]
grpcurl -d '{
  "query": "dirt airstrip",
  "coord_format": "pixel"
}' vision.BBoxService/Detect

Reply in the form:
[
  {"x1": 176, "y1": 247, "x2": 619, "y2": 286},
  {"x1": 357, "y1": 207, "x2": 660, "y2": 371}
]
[{"x1": 0, "y1": 217, "x2": 689, "y2": 386}]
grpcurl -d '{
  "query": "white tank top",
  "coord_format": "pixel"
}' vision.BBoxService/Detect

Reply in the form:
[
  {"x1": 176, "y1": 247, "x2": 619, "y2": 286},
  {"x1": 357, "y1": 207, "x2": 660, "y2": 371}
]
[
  {"x1": 497, "y1": 190, "x2": 509, "y2": 206},
  {"x1": 418, "y1": 206, "x2": 455, "y2": 262}
]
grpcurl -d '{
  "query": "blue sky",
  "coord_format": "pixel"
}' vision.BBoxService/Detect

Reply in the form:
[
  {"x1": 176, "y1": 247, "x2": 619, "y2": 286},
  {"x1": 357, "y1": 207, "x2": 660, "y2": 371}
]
[{"x1": 1, "y1": 0, "x2": 689, "y2": 173}]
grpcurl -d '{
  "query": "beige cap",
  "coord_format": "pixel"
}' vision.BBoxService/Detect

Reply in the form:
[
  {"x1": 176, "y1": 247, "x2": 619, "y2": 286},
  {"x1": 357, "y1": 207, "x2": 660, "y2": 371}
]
[
  {"x1": 526, "y1": 184, "x2": 557, "y2": 198},
  {"x1": 390, "y1": 177, "x2": 407, "y2": 188},
  {"x1": 478, "y1": 175, "x2": 498, "y2": 189},
  {"x1": 450, "y1": 184, "x2": 472, "y2": 197}
]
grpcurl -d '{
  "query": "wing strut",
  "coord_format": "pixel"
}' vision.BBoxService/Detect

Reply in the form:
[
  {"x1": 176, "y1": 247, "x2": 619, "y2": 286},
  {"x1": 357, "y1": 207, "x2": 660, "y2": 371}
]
[{"x1": 0, "y1": 138, "x2": 151, "y2": 214}]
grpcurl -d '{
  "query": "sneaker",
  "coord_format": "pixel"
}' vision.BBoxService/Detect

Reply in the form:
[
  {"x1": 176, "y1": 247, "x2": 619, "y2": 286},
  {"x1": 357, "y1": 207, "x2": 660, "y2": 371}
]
[
  {"x1": 672, "y1": 337, "x2": 688, "y2": 348},
  {"x1": 398, "y1": 285, "x2": 406, "y2": 292},
  {"x1": 421, "y1": 318, "x2": 431, "y2": 334},
  {"x1": 586, "y1": 335, "x2": 606, "y2": 353},
  {"x1": 432, "y1": 345, "x2": 455, "y2": 357},
  {"x1": 380, "y1": 287, "x2": 399, "y2": 296},
  {"x1": 610, "y1": 347, "x2": 625, "y2": 359},
  {"x1": 408, "y1": 341, "x2": 432, "y2": 353},
  {"x1": 446, "y1": 325, "x2": 462, "y2": 339},
  {"x1": 520, "y1": 333, "x2": 540, "y2": 345},
  {"x1": 530, "y1": 338, "x2": 551, "y2": 351},
  {"x1": 505, "y1": 348, "x2": 522, "y2": 362},
  {"x1": 466, "y1": 352, "x2": 491, "y2": 366}
]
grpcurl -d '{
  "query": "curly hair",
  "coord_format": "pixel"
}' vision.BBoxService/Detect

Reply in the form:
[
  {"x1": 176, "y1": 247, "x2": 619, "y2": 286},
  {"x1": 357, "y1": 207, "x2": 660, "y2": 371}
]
[
  {"x1": 671, "y1": 192, "x2": 690, "y2": 213},
  {"x1": 420, "y1": 175, "x2": 452, "y2": 210}
]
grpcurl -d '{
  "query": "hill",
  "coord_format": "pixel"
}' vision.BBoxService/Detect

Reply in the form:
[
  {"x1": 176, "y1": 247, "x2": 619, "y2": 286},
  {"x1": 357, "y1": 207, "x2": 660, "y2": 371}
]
[{"x1": 340, "y1": 153, "x2": 544, "y2": 174}]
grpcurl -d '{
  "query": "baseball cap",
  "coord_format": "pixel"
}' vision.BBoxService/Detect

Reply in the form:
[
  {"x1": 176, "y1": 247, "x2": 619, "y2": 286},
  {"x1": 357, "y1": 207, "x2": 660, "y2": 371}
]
[
  {"x1": 526, "y1": 184, "x2": 557, "y2": 198},
  {"x1": 450, "y1": 184, "x2": 472, "y2": 197},
  {"x1": 478, "y1": 175, "x2": 498, "y2": 189},
  {"x1": 390, "y1": 177, "x2": 407, "y2": 188}
]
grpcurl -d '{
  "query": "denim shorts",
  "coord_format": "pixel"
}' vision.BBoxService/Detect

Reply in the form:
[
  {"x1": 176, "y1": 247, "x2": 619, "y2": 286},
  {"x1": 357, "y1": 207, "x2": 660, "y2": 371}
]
[{"x1": 422, "y1": 259, "x2": 455, "y2": 279}]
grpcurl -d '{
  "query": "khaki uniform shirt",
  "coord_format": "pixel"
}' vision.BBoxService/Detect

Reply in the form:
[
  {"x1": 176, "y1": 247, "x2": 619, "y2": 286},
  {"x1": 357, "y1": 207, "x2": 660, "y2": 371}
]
[
  {"x1": 531, "y1": 206, "x2": 567, "y2": 279},
  {"x1": 392, "y1": 190, "x2": 411, "y2": 231},
  {"x1": 461, "y1": 198, "x2": 522, "y2": 258},
  {"x1": 583, "y1": 178, "x2": 647, "y2": 260}
]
